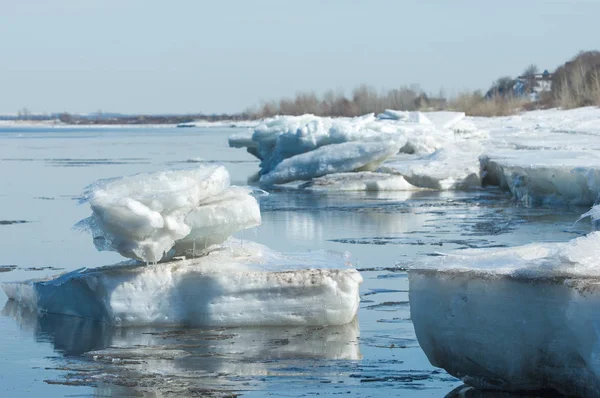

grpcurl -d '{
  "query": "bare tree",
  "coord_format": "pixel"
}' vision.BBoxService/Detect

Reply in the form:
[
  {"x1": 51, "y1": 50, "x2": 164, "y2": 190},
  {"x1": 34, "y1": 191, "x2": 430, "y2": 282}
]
[{"x1": 522, "y1": 64, "x2": 539, "y2": 91}]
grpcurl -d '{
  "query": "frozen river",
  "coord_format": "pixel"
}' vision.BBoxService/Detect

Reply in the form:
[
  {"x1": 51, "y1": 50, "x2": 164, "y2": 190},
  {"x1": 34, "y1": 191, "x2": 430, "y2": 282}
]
[{"x1": 0, "y1": 126, "x2": 590, "y2": 397}]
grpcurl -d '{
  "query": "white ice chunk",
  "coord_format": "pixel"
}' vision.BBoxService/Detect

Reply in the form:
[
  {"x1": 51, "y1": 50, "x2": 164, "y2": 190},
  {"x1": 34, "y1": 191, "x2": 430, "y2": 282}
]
[
  {"x1": 409, "y1": 232, "x2": 600, "y2": 396},
  {"x1": 383, "y1": 142, "x2": 482, "y2": 190},
  {"x1": 259, "y1": 140, "x2": 402, "y2": 186},
  {"x1": 298, "y1": 172, "x2": 420, "y2": 192},
  {"x1": 480, "y1": 150, "x2": 600, "y2": 206},
  {"x1": 174, "y1": 187, "x2": 261, "y2": 254},
  {"x1": 2, "y1": 239, "x2": 362, "y2": 327},
  {"x1": 78, "y1": 166, "x2": 261, "y2": 263}
]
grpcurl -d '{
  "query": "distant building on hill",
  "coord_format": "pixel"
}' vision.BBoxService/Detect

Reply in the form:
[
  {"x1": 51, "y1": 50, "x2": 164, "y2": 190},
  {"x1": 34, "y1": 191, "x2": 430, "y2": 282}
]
[{"x1": 486, "y1": 70, "x2": 553, "y2": 101}]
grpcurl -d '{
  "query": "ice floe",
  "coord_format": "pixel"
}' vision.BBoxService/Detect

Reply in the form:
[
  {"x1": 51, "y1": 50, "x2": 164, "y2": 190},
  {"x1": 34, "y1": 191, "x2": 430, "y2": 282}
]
[
  {"x1": 3, "y1": 239, "x2": 362, "y2": 327},
  {"x1": 3, "y1": 165, "x2": 362, "y2": 328},
  {"x1": 409, "y1": 230, "x2": 600, "y2": 396}
]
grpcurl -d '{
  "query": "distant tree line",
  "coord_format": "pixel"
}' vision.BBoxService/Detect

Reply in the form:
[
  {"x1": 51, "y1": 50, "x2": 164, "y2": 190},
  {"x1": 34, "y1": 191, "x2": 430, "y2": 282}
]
[
  {"x1": 247, "y1": 50, "x2": 600, "y2": 118},
  {"x1": 552, "y1": 51, "x2": 600, "y2": 108},
  {"x1": 247, "y1": 84, "x2": 447, "y2": 119}
]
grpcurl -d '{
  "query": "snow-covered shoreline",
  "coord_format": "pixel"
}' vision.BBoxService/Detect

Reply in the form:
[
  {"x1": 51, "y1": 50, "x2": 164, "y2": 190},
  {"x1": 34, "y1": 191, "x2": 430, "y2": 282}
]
[{"x1": 229, "y1": 107, "x2": 600, "y2": 206}]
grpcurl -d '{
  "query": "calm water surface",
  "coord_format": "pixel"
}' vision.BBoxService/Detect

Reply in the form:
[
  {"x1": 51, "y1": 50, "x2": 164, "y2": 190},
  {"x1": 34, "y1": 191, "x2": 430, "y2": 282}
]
[{"x1": 0, "y1": 127, "x2": 589, "y2": 397}]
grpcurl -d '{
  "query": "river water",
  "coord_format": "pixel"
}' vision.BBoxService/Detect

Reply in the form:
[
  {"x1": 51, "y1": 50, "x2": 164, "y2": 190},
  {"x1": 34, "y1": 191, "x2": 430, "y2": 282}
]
[{"x1": 0, "y1": 127, "x2": 588, "y2": 397}]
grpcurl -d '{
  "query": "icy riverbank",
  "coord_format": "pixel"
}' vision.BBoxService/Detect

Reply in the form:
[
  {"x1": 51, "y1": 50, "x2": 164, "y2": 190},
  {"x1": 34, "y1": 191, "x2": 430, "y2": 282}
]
[{"x1": 230, "y1": 107, "x2": 600, "y2": 205}]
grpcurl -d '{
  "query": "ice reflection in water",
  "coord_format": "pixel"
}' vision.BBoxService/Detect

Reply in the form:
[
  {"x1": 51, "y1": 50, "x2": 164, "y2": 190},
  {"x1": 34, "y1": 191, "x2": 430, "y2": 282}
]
[{"x1": 3, "y1": 300, "x2": 360, "y2": 395}]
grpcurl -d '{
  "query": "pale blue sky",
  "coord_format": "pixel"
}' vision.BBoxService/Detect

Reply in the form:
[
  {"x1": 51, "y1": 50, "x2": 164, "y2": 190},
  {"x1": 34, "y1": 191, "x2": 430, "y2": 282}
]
[{"x1": 1, "y1": 0, "x2": 599, "y2": 114}]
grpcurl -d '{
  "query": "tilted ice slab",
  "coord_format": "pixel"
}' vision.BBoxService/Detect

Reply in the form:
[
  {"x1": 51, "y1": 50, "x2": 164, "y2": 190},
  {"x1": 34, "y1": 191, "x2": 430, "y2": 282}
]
[
  {"x1": 77, "y1": 166, "x2": 261, "y2": 263},
  {"x1": 480, "y1": 149, "x2": 600, "y2": 206},
  {"x1": 3, "y1": 239, "x2": 362, "y2": 327},
  {"x1": 259, "y1": 140, "x2": 403, "y2": 186},
  {"x1": 298, "y1": 171, "x2": 419, "y2": 192},
  {"x1": 409, "y1": 232, "x2": 600, "y2": 396}
]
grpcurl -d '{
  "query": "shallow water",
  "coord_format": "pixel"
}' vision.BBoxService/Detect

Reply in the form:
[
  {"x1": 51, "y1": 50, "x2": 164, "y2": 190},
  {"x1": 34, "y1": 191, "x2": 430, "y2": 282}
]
[{"x1": 0, "y1": 127, "x2": 589, "y2": 397}]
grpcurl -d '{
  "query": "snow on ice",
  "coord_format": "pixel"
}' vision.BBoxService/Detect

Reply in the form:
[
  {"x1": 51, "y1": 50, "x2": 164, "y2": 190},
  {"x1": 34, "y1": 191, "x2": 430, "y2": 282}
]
[{"x1": 409, "y1": 226, "x2": 600, "y2": 396}]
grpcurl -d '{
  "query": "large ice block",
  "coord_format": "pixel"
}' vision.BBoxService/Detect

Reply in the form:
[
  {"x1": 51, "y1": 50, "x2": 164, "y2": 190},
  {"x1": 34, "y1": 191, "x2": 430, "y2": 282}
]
[
  {"x1": 3, "y1": 239, "x2": 362, "y2": 327},
  {"x1": 409, "y1": 232, "x2": 600, "y2": 396}
]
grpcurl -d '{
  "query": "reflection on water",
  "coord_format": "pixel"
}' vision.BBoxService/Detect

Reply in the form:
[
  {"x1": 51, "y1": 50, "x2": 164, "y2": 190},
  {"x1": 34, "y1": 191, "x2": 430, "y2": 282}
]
[{"x1": 2, "y1": 300, "x2": 360, "y2": 395}]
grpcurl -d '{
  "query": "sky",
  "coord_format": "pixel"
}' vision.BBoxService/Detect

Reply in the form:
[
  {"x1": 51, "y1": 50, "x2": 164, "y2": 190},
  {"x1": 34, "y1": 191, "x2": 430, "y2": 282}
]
[{"x1": 1, "y1": 0, "x2": 599, "y2": 115}]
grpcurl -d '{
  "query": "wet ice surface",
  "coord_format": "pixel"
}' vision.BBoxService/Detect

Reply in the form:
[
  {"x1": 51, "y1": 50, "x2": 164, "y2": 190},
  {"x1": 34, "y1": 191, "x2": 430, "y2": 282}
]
[{"x1": 0, "y1": 127, "x2": 590, "y2": 397}]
